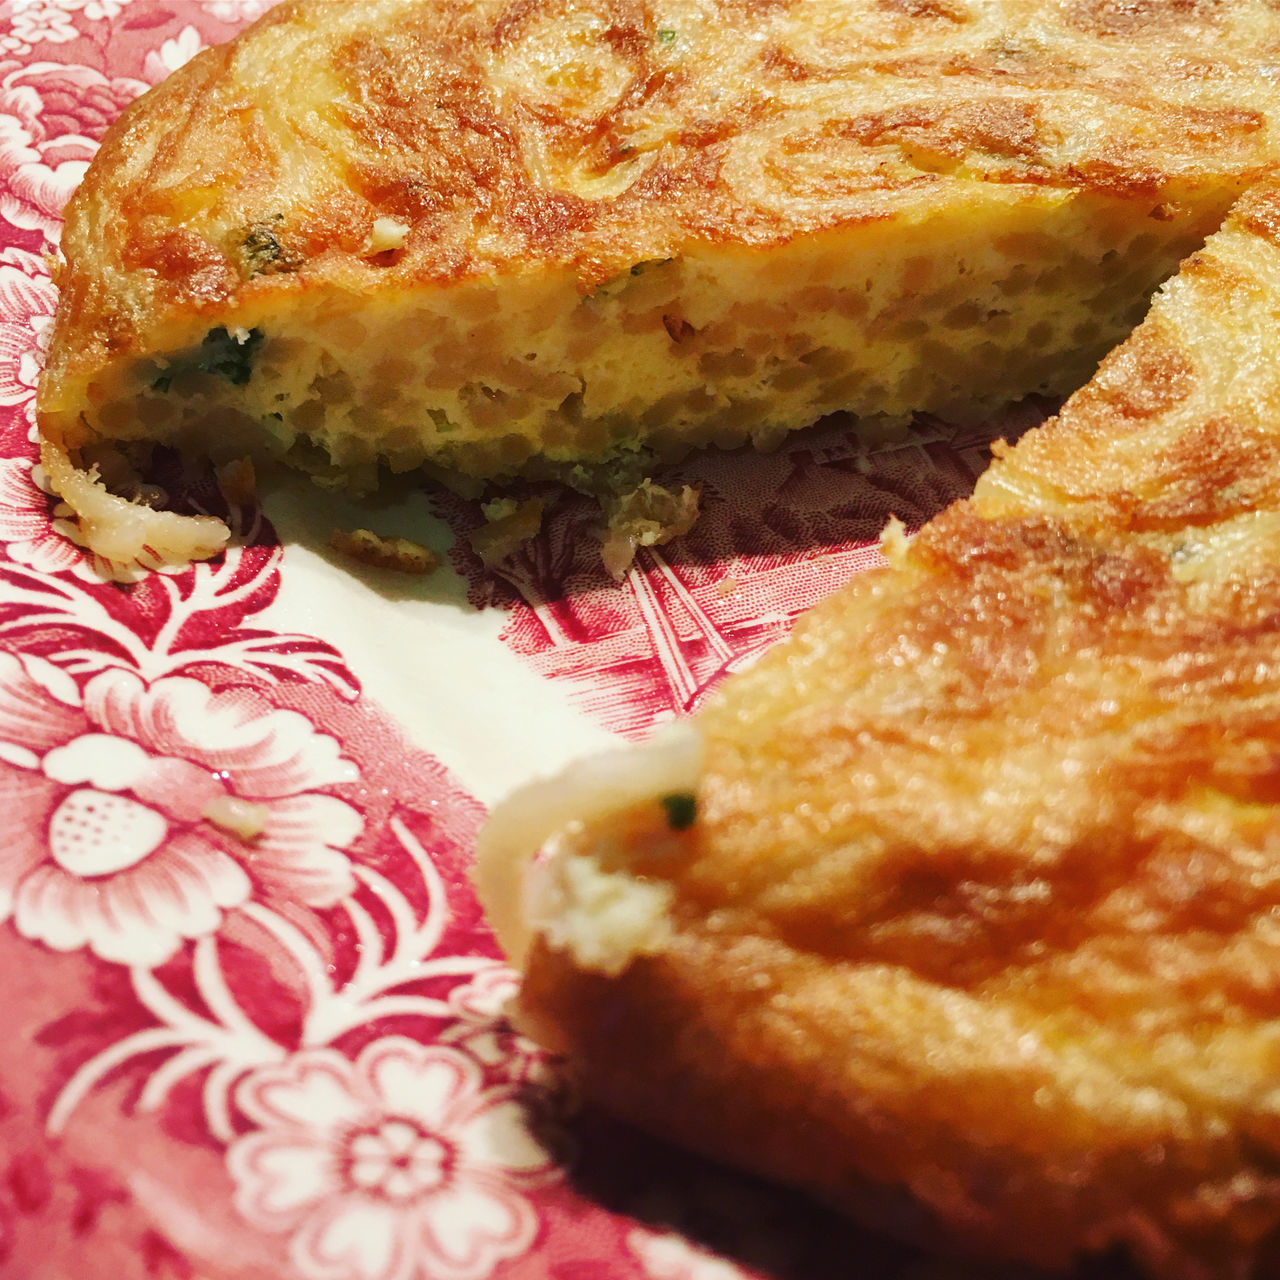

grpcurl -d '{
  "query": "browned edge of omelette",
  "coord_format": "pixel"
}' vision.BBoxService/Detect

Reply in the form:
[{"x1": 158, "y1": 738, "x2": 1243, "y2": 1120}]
[{"x1": 479, "y1": 176, "x2": 1280, "y2": 1280}]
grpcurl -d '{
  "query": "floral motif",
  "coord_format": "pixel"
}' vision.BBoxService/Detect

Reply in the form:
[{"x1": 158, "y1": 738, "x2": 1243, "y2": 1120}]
[
  {"x1": 441, "y1": 965, "x2": 558, "y2": 1094},
  {"x1": 59, "y1": 0, "x2": 129, "y2": 21},
  {"x1": 141, "y1": 24, "x2": 202, "y2": 83},
  {"x1": 229, "y1": 1038, "x2": 555, "y2": 1280},
  {"x1": 0, "y1": 246, "x2": 55, "y2": 429},
  {"x1": 445, "y1": 966, "x2": 519, "y2": 1024},
  {"x1": 628, "y1": 1230, "x2": 751, "y2": 1280},
  {"x1": 5, "y1": 1, "x2": 78, "y2": 49},
  {"x1": 0, "y1": 652, "x2": 362, "y2": 966},
  {"x1": 0, "y1": 457, "x2": 89, "y2": 574},
  {"x1": 0, "y1": 58, "x2": 146, "y2": 237},
  {"x1": 197, "y1": 0, "x2": 276, "y2": 21}
]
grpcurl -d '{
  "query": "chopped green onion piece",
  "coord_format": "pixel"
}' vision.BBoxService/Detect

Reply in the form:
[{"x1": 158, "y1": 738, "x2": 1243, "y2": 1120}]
[{"x1": 660, "y1": 792, "x2": 697, "y2": 831}]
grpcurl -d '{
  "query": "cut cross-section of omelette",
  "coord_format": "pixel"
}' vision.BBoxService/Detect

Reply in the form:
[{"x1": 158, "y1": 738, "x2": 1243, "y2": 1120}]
[
  {"x1": 34, "y1": 0, "x2": 1280, "y2": 565},
  {"x1": 477, "y1": 179, "x2": 1280, "y2": 1280}
]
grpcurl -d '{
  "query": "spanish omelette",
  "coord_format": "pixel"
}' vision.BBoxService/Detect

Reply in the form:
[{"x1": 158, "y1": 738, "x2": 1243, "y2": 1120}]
[
  {"x1": 35, "y1": 0, "x2": 1280, "y2": 563},
  {"x1": 480, "y1": 177, "x2": 1280, "y2": 1280}
]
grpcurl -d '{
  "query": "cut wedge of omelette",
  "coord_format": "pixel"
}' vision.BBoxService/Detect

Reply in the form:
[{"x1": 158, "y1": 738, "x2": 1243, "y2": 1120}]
[
  {"x1": 34, "y1": 0, "x2": 1280, "y2": 564},
  {"x1": 477, "y1": 178, "x2": 1280, "y2": 1280}
]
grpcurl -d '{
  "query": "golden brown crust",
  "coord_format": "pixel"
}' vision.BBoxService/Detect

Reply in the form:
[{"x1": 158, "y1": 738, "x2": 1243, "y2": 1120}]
[
  {"x1": 37, "y1": 0, "x2": 1280, "y2": 579},
  {"x1": 509, "y1": 180, "x2": 1280, "y2": 1279},
  {"x1": 39, "y1": 0, "x2": 1280, "y2": 391}
]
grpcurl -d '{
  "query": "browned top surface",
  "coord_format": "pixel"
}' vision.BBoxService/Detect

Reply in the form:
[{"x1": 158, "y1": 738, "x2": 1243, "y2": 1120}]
[
  {"x1": 681, "y1": 177, "x2": 1280, "y2": 1016},
  {"x1": 509, "y1": 180, "x2": 1280, "y2": 1276},
  {"x1": 43, "y1": 0, "x2": 1280, "y2": 382}
]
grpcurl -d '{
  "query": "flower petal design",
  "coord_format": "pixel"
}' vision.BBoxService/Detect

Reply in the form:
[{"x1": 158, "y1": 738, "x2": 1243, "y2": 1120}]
[
  {"x1": 0, "y1": 649, "x2": 85, "y2": 752},
  {"x1": 236, "y1": 1053, "x2": 372, "y2": 1136},
  {"x1": 0, "y1": 155, "x2": 84, "y2": 230},
  {"x1": 0, "y1": 457, "x2": 85, "y2": 575},
  {"x1": 43, "y1": 734, "x2": 159, "y2": 790},
  {"x1": 142, "y1": 26, "x2": 205, "y2": 84},
  {"x1": 126, "y1": 834, "x2": 251, "y2": 938},
  {"x1": 0, "y1": 110, "x2": 38, "y2": 168},
  {"x1": 227, "y1": 1134, "x2": 336, "y2": 1226},
  {"x1": 250, "y1": 793, "x2": 361, "y2": 907},
  {"x1": 16, "y1": 650, "x2": 79, "y2": 707},
  {"x1": 11, "y1": 862, "x2": 94, "y2": 956},
  {"x1": 446, "y1": 966, "x2": 520, "y2": 1022},
  {"x1": 628, "y1": 1231, "x2": 749, "y2": 1280},
  {"x1": 0, "y1": 258, "x2": 55, "y2": 405},
  {"x1": 415, "y1": 1179, "x2": 539, "y2": 1280},
  {"x1": 0, "y1": 457, "x2": 54, "y2": 539},
  {"x1": 198, "y1": 0, "x2": 278, "y2": 22},
  {"x1": 229, "y1": 1041, "x2": 553, "y2": 1280},
  {"x1": 365, "y1": 1038, "x2": 475, "y2": 1133},
  {"x1": 0, "y1": 61, "x2": 145, "y2": 236},
  {"x1": 10, "y1": 7, "x2": 78, "y2": 48},
  {"x1": 14, "y1": 834, "x2": 251, "y2": 966},
  {"x1": 0, "y1": 766, "x2": 60, "y2": 919},
  {"x1": 0, "y1": 660, "x2": 364, "y2": 966},
  {"x1": 83, "y1": 671, "x2": 359, "y2": 796},
  {"x1": 290, "y1": 1199, "x2": 409, "y2": 1280},
  {"x1": 59, "y1": 0, "x2": 128, "y2": 21},
  {"x1": 453, "y1": 1099, "x2": 555, "y2": 1176}
]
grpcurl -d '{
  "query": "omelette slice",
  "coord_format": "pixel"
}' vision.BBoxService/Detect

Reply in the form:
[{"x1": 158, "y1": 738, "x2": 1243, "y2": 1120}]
[
  {"x1": 35, "y1": 0, "x2": 1280, "y2": 564},
  {"x1": 477, "y1": 179, "x2": 1280, "y2": 1280}
]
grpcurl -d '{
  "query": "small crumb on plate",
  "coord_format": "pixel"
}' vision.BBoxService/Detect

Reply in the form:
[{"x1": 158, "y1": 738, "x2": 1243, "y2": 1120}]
[
  {"x1": 330, "y1": 527, "x2": 438, "y2": 574},
  {"x1": 216, "y1": 456, "x2": 257, "y2": 505},
  {"x1": 203, "y1": 795, "x2": 271, "y2": 841}
]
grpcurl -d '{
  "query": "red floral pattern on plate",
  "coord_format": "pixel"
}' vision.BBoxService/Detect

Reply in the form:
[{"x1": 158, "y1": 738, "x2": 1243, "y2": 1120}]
[
  {"x1": 0, "y1": 245, "x2": 54, "y2": 426},
  {"x1": 230, "y1": 1038, "x2": 557, "y2": 1280},
  {"x1": 442, "y1": 405, "x2": 1047, "y2": 740},
  {"x1": 0, "y1": 57, "x2": 144, "y2": 235},
  {"x1": 0, "y1": 6, "x2": 1087, "y2": 1279},
  {"x1": 0, "y1": 656, "x2": 362, "y2": 966}
]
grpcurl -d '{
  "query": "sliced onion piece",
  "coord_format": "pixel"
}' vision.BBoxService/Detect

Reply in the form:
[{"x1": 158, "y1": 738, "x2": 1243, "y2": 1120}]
[
  {"x1": 474, "y1": 722, "x2": 703, "y2": 970},
  {"x1": 41, "y1": 436, "x2": 229, "y2": 567}
]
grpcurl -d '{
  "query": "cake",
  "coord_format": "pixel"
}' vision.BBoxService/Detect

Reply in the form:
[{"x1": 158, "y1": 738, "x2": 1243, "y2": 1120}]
[
  {"x1": 478, "y1": 177, "x2": 1280, "y2": 1280},
  {"x1": 36, "y1": 0, "x2": 1280, "y2": 565}
]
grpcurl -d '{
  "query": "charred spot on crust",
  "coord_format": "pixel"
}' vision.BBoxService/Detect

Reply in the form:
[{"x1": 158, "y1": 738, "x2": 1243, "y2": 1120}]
[{"x1": 240, "y1": 219, "x2": 303, "y2": 278}]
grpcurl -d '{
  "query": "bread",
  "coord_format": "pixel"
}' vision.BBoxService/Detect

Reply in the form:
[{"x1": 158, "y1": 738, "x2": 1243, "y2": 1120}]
[
  {"x1": 477, "y1": 177, "x2": 1280, "y2": 1280},
  {"x1": 36, "y1": 0, "x2": 1280, "y2": 565}
]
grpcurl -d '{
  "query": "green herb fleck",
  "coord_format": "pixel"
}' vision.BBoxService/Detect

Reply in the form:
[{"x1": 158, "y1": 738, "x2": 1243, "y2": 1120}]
[
  {"x1": 657, "y1": 28, "x2": 677, "y2": 42},
  {"x1": 196, "y1": 327, "x2": 264, "y2": 385},
  {"x1": 152, "y1": 327, "x2": 264, "y2": 393},
  {"x1": 660, "y1": 792, "x2": 697, "y2": 831}
]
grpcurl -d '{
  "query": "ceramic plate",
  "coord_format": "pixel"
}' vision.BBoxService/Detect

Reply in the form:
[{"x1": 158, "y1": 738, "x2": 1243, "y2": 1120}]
[{"x1": 0, "y1": 5, "x2": 1047, "y2": 1277}]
